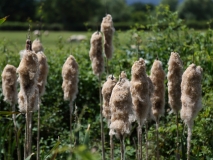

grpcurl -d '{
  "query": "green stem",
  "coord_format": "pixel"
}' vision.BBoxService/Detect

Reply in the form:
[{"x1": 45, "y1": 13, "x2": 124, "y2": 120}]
[
  {"x1": 99, "y1": 74, "x2": 105, "y2": 160},
  {"x1": 176, "y1": 114, "x2": 180, "y2": 160},
  {"x1": 110, "y1": 135, "x2": 114, "y2": 160},
  {"x1": 156, "y1": 118, "x2": 159, "y2": 160},
  {"x1": 120, "y1": 135, "x2": 125, "y2": 160},
  {"x1": 37, "y1": 101, "x2": 40, "y2": 160}
]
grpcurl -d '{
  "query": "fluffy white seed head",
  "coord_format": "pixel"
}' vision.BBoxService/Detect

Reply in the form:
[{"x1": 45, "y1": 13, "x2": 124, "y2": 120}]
[
  {"x1": 32, "y1": 39, "x2": 44, "y2": 53},
  {"x1": 62, "y1": 55, "x2": 79, "y2": 101},
  {"x1": 1, "y1": 65, "x2": 17, "y2": 104},
  {"x1": 109, "y1": 71, "x2": 133, "y2": 138},
  {"x1": 180, "y1": 64, "x2": 203, "y2": 128},
  {"x1": 89, "y1": 31, "x2": 104, "y2": 75},
  {"x1": 167, "y1": 52, "x2": 183, "y2": 114},
  {"x1": 150, "y1": 59, "x2": 166, "y2": 121},
  {"x1": 36, "y1": 52, "x2": 49, "y2": 96},
  {"x1": 130, "y1": 58, "x2": 150, "y2": 125},
  {"x1": 17, "y1": 50, "x2": 39, "y2": 112},
  {"x1": 102, "y1": 75, "x2": 117, "y2": 124},
  {"x1": 101, "y1": 14, "x2": 115, "y2": 59}
]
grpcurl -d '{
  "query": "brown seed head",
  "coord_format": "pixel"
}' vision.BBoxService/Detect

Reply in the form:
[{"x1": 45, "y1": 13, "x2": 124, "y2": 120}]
[
  {"x1": 89, "y1": 31, "x2": 104, "y2": 75},
  {"x1": 32, "y1": 39, "x2": 44, "y2": 53},
  {"x1": 180, "y1": 64, "x2": 203, "y2": 128},
  {"x1": 109, "y1": 72, "x2": 133, "y2": 138},
  {"x1": 102, "y1": 75, "x2": 117, "y2": 123},
  {"x1": 150, "y1": 59, "x2": 165, "y2": 121},
  {"x1": 37, "y1": 52, "x2": 49, "y2": 96},
  {"x1": 101, "y1": 14, "x2": 115, "y2": 59},
  {"x1": 62, "y1": 55, "x2": 79, "y2": 101},
  {"x1": 130, "y1": 58, "x2": 150, "y2": 125},
  {"x1": 1, "y1": 65, "x2": 17, "y2": 104},
  {"x1": 167, "y1": 52, "x2": 183, "y2": 114}
]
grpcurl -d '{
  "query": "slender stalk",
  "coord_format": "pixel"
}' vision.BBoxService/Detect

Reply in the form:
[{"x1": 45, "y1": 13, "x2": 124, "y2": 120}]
[
  {"x1": 176, "y1": 114, "x2": 180, "y2": 160},
  {"x1": 137, "y1": 125, "x2": 142, "y2": 160},
  {"x1": 37, "y1": 102, "x2": 40, "y2": 160},
  {"x1": 187, "y1": 126, "x2": 192, "y2": 160},
  {"x1": 98, "y1": 74, "x2": 105, "y2": 160},
  {"x1": 156, "y1": 118, "x2": 159, "y2": 160},
  {"x1": 70, "y1": 100, "x2": 73, "y2": 157},
  {"x1": 29, "y1": 112, "x2": 33, "y2": 155},
  {"x1": 145, "y1": 120, "x2": 149, "y2": 160},
  {"x1": 25, "y1": 96, "x2": 30, "y2": 158},
  {"x1": 110, "y1": 135, "x2": 114, "y2": 160},
  {"x1": 12, "y1": 104, "x2": 21, "y2": 160},
  {"x1": 120, "y1": 135, "x2": 125, "y2": 160}
]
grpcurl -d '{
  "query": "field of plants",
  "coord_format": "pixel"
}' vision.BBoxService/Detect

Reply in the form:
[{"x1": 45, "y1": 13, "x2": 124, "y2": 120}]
[{"x1": 0, "y1": 5, "x2": 213, "y2": 160}]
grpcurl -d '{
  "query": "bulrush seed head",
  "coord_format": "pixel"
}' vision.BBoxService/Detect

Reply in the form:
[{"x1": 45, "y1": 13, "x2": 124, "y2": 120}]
[
  {"x1": 32, "y1": 39, "x2": 44, "y2": 53},
  {"x1": 18, "y1": 88, "x2": 39, "y2": 112},
  {"x1": 101, "y1": 14, "x2": 115, "y2": 59},
  {"x1": 130, "y1": 58, "x2": 150, "y2": 125},
  {"x1": 150, "y1": 60, "x2": 166, "y2": 120},
  {"x1": 167, "y1": 52, "x2": 183, "y2": 114},
  {"x1": 1, "y1": 65, "x2": 17, "y2": 104},
  {"x1": 180, "y1": 64, "x2": 203, "y2": 128},
  {"x1": 109, "y1": 71, "x2": 133, "y2": 138},
  {"x1": 62, "y1": 55, "x2": 79, "y2": 101},
  {"x1": 102, "y1": 75, "x2": 117, "y2": 124},
  {"x1": 17, "y1": 50, "x2": 39, "y2": 112},
  {"x1": 89, "y1": 31, "x2": 104, "y2": 76},
  {"x1": 36, "y1": 52, "x2": 49, "y2": 96}
]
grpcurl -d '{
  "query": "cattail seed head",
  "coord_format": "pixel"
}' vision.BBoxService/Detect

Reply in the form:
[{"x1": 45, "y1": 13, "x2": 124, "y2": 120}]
[
  {"x1": 109, "y1": 71, "x2": 133, "y2": 138},
  {"x1": 17, "y1": 50, "x2": 39, "y2": 112},
  {"x1": 150, "y1": 59, "x2": 166, "y2": 120},
  {"x1": 62, "y1": 55, "x2": 79, "y2": 101},
  {"x1": 18, "y1": 87, "x2": 39, "y2": 112},
  {"x1": 102, "y1": 75, "x2": 117, "y2": 123},
  {"x1": 167, "y1": 52, "x2": 183, "y2": 114},
  {"x1": 180, "y1": 64, "x2": 203, "y2": 128},
  {"x1": 36, "y1": 52, "x2": 49, "y2": 96},
  {"x1": 101, "y1": 14, "x2": 115, "y2": 59},
  {"x1": 130, "y1": 58, "x2": 150, "y2": 125},
  {"x1": 32, "y1": 39, "x2": 43, "y2": 53},
  {"x1": 1, "y1": 65, "x2": 17, "y2": 104},
  {"x1": 89, "y1": 31, "x2": 104, "y2": 75}
]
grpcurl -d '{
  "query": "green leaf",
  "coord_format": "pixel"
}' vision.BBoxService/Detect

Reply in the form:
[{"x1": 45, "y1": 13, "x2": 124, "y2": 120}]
[
  {"x1": 0, "y1": 111, "x2": 20, "y2": 116},
  {"x1": 0, "y1": 15, "x2": 9, "y2": 24},
  {"x1": 25, "y1": 153, "x2": 35, "y2": 160},
  {"x1": 44, "y1": 138, "x2": 60, "y2": 159}
]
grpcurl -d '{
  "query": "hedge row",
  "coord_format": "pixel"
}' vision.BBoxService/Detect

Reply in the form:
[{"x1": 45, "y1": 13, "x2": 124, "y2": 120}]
[{"x1": 0, "y1": 20, "x2": 211, "y2": 31}]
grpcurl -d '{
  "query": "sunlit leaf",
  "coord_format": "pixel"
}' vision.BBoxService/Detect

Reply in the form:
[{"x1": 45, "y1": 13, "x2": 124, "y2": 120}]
[
  {"x1": 0, "y1": 111, "x2": 20, "y2": 116},
  {"x1": 25, "y1": 153, "x2": 35, "y2": 160},
  {"x1": 0, "y1": 15, "x2": 9, "y2": 24}
]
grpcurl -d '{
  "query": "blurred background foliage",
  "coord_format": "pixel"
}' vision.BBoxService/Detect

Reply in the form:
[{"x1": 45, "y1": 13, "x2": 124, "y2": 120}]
[{"x1": 1, "y1": 0, "x2": 213, "y2": 30}]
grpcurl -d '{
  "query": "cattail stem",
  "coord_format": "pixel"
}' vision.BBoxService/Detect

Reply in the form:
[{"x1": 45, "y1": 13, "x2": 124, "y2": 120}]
[
  {"x1": 176, "y1": 114, "x2": 180, "y2": 160},
  {"x1": 25, "y1": 97, "x2": 30, "y2": 158},
  {"x1": 69, "y1": 100, "x2": 73, "y2": 157},
  {"x1": 12, "y1": 104, "x2": 21, "y2": 160},
  {"x1": 145, "y1": 121, "x2": 148, "y2": 160},
  {"x1": 137, "y1": 125, "x2": 142, "y2": 160},
  {"x1": 187, "y1": 126, "x2": 192, "y2": 160},
  {"x1": 156, "y1": 118, "x2": 159, "y2": 160},
  {"x1": 120, "y1": 135, "x2": 125, "y2": 160},
  {"x1": 37, "y1": 102, "x2": 40, "y2": 160},
  {"x1": 29, "y1": 112, "x2": 33, "y2": 156},
  {"x1": 98, "y1": 74, "x2": 105, "y2": 160},
  {"x1": 110, "y1": 135, "x2": 114, "y2": 160}
]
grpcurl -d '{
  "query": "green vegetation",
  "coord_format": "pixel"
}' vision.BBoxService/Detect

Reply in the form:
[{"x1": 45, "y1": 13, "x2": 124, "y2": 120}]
[{"x1": 0, "y1": 5, "x2": 213, "y2": 160}]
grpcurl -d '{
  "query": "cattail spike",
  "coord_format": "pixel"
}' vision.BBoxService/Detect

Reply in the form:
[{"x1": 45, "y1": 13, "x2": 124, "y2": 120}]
[
  {"x1": 101, "y1": 14, "x2": 115, "y2": 59},
  {"x1": 1, "y1": 65, "x2": 17, "y2": 104},
  {"x1": 89, "y1": 31, "x2": 104, "y2": 75},
  {"x1": 62, "y1": 55, "x2": 79, "y2": 102},
  {"x1": 150, "y1": 59, "x2": 165, "y2": 121}
]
